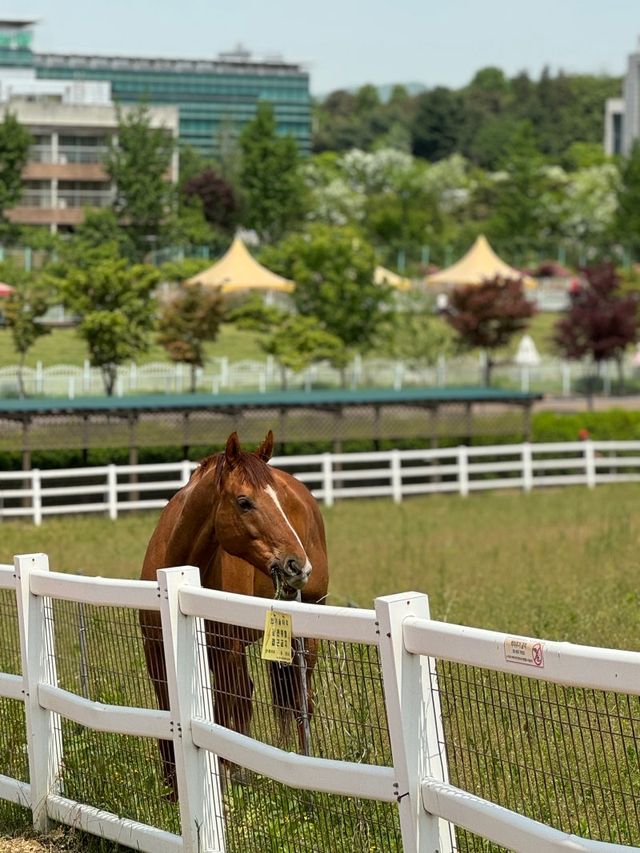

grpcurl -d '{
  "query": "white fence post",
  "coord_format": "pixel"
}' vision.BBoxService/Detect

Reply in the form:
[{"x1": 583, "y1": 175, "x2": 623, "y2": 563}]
[
  {"x1": 376, "y1": 592, "x2": 454, "y2": 853},
  {"x1": 584, "y1": 440, "x2": 596, "y2": 489},
  {"x1": 181, "y1": 459, "x2": 192, "y2": 486},
  {"x1": 562, "y1": 362, "x2": 571, "y2": 397},
  {"x1": 522, "y1": 443, "x2": 533, "y2": 493},
  {"x1": 14, "y1": 553, "x2": 62, "y2": 832},
  {"x1": 322, "y1": 452, "x2": 334, "y2": 507},
  {"x1": 157, "y1": 567, "x2": 226, "y2": 853},
  {"x1": 107, "y1": 465, "x2": 118, "y2": 520},
  {"x1": 457, "y1": 446, "x2": 469, "y2": 497},
  {"x1": 391, "y1": 449, "x2": 403, "y2": 504},
  {"x1": 32, "y1": 469, "x2": 42, "y2": 526}
]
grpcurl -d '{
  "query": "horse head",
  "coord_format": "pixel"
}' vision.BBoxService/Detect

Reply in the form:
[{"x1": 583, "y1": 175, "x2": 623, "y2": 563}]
[{"x1": 213, "y1": 431, "x2": 312, "y2": 599}]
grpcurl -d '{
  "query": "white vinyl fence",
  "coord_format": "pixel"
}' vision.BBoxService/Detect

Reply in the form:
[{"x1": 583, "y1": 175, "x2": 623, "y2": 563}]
[
  {"x1": 1, "y1": 440, "x2": 640, "y2": 525},
  {"x1": 1, "y1": 556, "x2": 638, "y2": 851},
  {"x1": 0, "y1": 353, "x2": 636, "y2": 397}
]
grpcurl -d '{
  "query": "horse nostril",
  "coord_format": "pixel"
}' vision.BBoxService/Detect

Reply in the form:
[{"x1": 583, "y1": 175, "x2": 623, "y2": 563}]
[{"x1": 284, "y1": 558, "x2": 300, "y2": 576}]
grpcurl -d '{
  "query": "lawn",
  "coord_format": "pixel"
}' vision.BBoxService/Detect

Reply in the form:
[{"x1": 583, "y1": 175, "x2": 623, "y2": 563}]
[
  {"x1": 0, "y1": 312, "x2": 560, "y2": 370},
  {"x1": 0, "y1": 323, "x2": 266, "y2": 369},
  {"x1": 3, "y1": 481, "x2": 638, "y2": 647},
  {"x1": 3, "y1": 482, "x2": 638, "y2": 852}
]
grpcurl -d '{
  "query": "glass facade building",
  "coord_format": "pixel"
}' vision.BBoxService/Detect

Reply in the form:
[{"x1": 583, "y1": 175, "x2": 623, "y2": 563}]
[{"x1": 0, "y1": 23, "x2": 311, "y2": 157}]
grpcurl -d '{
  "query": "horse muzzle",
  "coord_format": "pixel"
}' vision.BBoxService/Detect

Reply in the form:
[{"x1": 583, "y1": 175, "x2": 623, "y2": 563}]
[{"x1": 270, "y1": 556, "x2": 312, "y2": 599}]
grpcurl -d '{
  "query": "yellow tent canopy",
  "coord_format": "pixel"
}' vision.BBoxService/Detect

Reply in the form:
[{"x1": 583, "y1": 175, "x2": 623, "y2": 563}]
[
  {"x1": 186, "y1": 236, "x2": 294, "y2": 294},
  {"x1": 426, "y1": 235, "x2": 536, "y2": 289},
  {"x1": 374, "y1": 265, "x2": 411, "y2": 291}
]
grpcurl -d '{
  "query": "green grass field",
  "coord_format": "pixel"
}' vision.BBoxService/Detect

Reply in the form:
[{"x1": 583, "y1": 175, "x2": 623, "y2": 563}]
[
  {"x1": 3, "y1": 482, "x2": 638, "y2": 645},
  {"x1": 0, "y1": 312, "x2": 559, "y2": 370},
  {"x1": 2, "y1": 482, "x2": 639, "y2": 851}
]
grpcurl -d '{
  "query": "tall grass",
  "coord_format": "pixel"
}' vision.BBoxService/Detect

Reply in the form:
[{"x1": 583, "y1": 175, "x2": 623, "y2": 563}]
[{"x1": 2, "y1": 483, "x2": 640, "y2": 850}]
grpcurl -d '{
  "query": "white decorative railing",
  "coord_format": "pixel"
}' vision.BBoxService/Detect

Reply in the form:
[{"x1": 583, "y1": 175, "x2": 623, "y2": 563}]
[
  {"x1": 0, "y1": 440, "x2": 638, "y2": 525},
  {"x1": 0, "y1": 354, "x2": 636, "y2": 397},
  {"x1": 0, "y1": 557, "x2": 637, "y2": 851}
]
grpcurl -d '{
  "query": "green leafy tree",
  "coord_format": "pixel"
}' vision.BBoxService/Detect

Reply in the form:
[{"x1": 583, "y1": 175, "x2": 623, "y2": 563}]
[
  {"x1": 444, "y1": 278, "x2": 536, "y2": 385},
  {"x1": 378, "y1": 290, "x2": 454, "y2": 368},
  {"x1": 238, "y1": 103, "x2": 306, "y2": 242},
  {"x1": 263, "y1": 314, "x2": 346, "y2": 389},
  {"x1": 105, "y1": 104, "x2": 175, "y2": 260},
  {"x1": 262, "y1": 224, "x2": 389, "y2": 355},
  {"x1": 616, "y1": 142, "x2": 640, "y2": 259},
  {"x1": 1, "y1": 265, "x2": 49, "y2": 397},
  {"x1": 0, "y1": 111, "x2": 31, "y2": 229},
  {"x1": 489, "y1": 121, "x2": 551, "y2": 248},
  {"x1": 50, "y1": 249, "x2": 160, "y2": 394},
  {"x1": 228, "y1": 294, "x2": 345, "y2": 388},
  {"x1": 411, "y1": 87, "x2": 464, "y2": 161},
  {"x1": 156, "y1": 283, "x2": 225, "y2": 392},
  {"x1": 74, "y1": 208, "x2": 137, "y2": 260}
]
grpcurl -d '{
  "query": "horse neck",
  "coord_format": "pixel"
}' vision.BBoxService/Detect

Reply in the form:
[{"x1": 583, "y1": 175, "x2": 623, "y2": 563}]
[{"x1": 168, "y1": 469, "x2": 222, "y2": 569}]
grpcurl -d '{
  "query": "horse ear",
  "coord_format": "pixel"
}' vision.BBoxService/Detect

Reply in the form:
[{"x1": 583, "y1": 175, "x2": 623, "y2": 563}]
[
  {"x1": 225, "y1": 432, "x2": 242, "y2": 469},
  {"x1": 256, "y1": 430, "x2": 274, "y2": 462}
]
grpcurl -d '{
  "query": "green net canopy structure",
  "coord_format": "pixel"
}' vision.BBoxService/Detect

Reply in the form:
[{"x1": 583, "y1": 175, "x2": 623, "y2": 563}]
[{"x1": 0, "y1": 387, "x2": 541, "y2": 467}]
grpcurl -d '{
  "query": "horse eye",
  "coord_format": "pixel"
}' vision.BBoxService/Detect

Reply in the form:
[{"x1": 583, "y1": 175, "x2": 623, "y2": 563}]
[{"x1": 236, "y1": 496, "x2": 253, "y2": 511}]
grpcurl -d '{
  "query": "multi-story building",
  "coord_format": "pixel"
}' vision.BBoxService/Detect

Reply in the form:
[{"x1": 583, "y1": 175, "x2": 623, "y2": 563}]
[
  {"x1": 2, "y1": 96, "x2": 178, "y2": 233},
  {"x1": 604, "y1": 39, "x2": 640, "y2": 156},
  {"x1": 0, "y1": 19, "x2": 311, "y2": 157}
]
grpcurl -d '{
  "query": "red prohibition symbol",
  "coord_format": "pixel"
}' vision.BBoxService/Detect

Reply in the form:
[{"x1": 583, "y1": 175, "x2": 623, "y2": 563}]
[{"x1": 532, "y1": 642, "x2": 544, "y2": 667}]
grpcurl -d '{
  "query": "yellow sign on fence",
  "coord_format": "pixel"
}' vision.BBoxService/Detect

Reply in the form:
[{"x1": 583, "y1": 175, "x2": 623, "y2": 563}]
[{"x1": 261, "y1": 610, "x2": 293, "y2": 664}]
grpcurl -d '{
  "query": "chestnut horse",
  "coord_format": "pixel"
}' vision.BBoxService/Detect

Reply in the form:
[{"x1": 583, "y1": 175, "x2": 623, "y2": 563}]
[{"x1": 139, "y1": 431, "x2": 328, "y2": 795}]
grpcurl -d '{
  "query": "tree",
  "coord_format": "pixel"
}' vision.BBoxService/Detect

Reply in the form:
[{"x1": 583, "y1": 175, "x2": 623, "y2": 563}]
[
  {"x1": 0, "y1": 111, "x2": 31, "y2": 228},
  {"x1": 263, "y1": 314, "x2": 346, "y2": 389},
  {"x1": 238, "y1": 103, "x2": 306, "y2": 242},
  {"x1": 50, "y1": 249, "x2": 160, "y2": 395},
  {"x1": 156, "y1": 283, "x2": 225, "y2": 392},
  {"x1": 181, "y1": 167, "x2": 238, "y2": 232},
  {"x1": 489, "y1": 121, "x2": 550, "y2": 247},
  {"x1": 553, "y1": 263, "x2": 637, "y2": 396},
  {"x1": 411, "y1": 87, "x2": 464, "y2": 161},
  {"x1": 378, "y1": 289, "x2": 454, "y2": 368},
  {"x1": 262, "y1": 224, "x2": 389, "y2": 355},
  {"x1": 105, "y1": 104, "x2": 175, "y2": 260},
  {"x1": 616, "y1": 142, "x2": 640, "y2": 259},
  {"x1": 444, "y1": 278, "x2": 536, "y2": 384},
  {"x1": 1, "y1": 266, "x2": 49, "y2": 397},
  {"x1": 228, "y1": 294, "x2": 345, "y2": 388}
]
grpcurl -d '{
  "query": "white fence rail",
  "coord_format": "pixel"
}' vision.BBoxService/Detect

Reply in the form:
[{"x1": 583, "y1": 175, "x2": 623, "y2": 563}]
[
  {"x1": 2, "y1": 440, "x2": 640, "y2": 525},
  {"x1": 0, "y1": 353, "x2": 636, "y2": 397},
  {"x1": 1, "y1": 556, "x2": 638, "y2": 851}
]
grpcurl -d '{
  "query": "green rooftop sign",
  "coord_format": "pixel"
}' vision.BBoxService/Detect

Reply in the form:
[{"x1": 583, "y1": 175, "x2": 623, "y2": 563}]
[{"x1": 0, "y1": 30, "x2": 33, "y2": 50}]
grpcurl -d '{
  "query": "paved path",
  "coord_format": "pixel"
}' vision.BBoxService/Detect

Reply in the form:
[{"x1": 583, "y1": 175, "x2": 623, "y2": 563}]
[{"x1": 535, "y1": 395, "x2": 640, "y2": 413}]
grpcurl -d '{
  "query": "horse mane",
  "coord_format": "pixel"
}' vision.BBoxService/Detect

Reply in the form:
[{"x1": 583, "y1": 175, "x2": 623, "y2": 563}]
[{"x1": 194, "y1": 448, "x2": 276, "y2": 490}]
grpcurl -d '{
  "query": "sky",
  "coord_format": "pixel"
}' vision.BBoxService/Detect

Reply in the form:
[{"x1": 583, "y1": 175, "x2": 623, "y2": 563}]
[{"x1": 4, "y1": 0, "x2": 640, "y2": 95}]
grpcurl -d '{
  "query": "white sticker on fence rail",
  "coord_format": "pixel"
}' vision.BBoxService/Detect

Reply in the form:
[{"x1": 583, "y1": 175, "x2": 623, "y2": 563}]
[{"x1": 504, "y1": 638, "x2": 545, "y2": 668}]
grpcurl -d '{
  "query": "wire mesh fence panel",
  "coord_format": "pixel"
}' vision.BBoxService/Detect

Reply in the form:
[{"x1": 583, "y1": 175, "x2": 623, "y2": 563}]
[
  {"x1": 50, "y1": 599, "x2": 181, "y2": 833},
  {"x1": 196, "y1": 621, "x2": 402, "y2": 852},
  {"x1": 0, "y1": 588, "x2": 30, "y2": 832},
  {"x1": 0, "y1": 588, "x2": 20, "y2": 676},
  {"x1": 437, "y1": 660, "x2": 640, "y2": 851}
]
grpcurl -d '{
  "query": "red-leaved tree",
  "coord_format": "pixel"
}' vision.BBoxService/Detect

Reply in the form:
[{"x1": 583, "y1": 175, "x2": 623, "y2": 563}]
[
  {"x1": 182, "y1": 167, "x2": 238, "y2": 232},
  {"x1": 553, "y1": 262, "x2": 638, "y2": 393},
  {"x1": 444, "y1": 277, "x2": 536, "y2": 385}
]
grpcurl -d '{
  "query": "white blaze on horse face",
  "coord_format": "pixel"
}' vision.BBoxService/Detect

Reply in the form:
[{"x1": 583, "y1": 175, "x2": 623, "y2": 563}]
[{"x1": 264, "y1": 485, "x2": 312, "y2": 575}]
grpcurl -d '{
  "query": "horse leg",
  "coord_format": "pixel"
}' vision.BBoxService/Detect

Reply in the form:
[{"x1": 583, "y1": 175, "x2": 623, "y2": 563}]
[
  {"x1": 205, "y1": 621, "x2": 255, "y2": 785},
  {"x1": 139, "y1": 609, "x2": 177, "y2": 800},
  {"x1": 295, "y1": 636, "x2": 319, "y2": 756}
]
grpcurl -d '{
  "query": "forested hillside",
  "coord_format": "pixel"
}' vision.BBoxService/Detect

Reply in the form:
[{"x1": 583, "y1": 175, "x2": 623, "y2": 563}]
[{"x1": 313, "y1": 67, "x2": 621, "y2": 169}]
